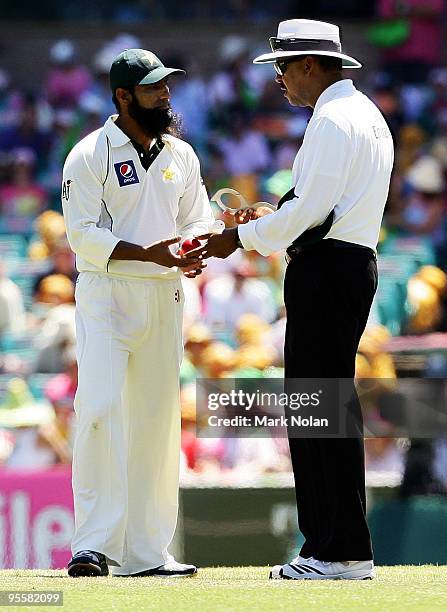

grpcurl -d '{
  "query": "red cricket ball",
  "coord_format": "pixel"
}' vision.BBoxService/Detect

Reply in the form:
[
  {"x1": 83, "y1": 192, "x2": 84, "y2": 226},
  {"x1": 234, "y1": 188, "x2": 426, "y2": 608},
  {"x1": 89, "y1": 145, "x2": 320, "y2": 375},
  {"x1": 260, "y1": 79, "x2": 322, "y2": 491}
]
[{"x1": 179, "y1": 238, "x2": 201, "y2": 255}]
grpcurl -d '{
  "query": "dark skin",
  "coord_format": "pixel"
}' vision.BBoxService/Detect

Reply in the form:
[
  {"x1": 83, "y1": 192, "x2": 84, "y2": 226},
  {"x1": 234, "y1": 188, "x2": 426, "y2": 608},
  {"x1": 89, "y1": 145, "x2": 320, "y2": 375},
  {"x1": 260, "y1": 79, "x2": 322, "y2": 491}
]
[
  {"x1": 194, "y1": 56, "x2": 343, "y2": 259},
  {"x1": 109, "y1": 79, "x2": 206, "y2": 276}
]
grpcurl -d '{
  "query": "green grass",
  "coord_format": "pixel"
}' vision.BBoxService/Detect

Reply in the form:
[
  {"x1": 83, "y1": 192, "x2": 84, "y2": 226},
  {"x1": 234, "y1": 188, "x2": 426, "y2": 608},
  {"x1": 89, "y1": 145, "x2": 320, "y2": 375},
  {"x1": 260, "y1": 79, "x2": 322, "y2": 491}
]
[{"x1": 0, "y1": 566, "x2": 446, "y2": 611}]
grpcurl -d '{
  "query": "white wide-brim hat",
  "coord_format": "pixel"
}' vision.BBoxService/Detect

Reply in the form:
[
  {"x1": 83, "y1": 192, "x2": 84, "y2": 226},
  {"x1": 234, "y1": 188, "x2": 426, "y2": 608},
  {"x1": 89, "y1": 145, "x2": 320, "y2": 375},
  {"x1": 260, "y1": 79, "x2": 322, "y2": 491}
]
[{"x1": 253, "y1": 19, "x2": 362, "y2": 69}]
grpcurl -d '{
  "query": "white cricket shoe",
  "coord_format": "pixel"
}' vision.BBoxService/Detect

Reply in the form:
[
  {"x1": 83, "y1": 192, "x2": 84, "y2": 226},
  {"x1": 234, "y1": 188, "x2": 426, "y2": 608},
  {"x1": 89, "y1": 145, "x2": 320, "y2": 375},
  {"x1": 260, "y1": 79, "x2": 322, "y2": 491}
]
[
  {"x1": 118, "y1": 560, "x2": 198, "y2": 578},
  {"x1": 270, "y1": 556, "x2": 375, "y2": 580}
]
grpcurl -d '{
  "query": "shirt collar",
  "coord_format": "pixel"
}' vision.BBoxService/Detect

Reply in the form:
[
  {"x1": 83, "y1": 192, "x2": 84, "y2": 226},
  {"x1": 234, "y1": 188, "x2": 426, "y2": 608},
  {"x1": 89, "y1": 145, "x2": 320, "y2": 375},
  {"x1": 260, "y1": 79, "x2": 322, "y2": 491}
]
[
  {"x1": 313, "y1": 79, "x2": 356, "y2": 115},
  {"x1": 104, "y1": 115, "x2": 131, "y2": 147}
]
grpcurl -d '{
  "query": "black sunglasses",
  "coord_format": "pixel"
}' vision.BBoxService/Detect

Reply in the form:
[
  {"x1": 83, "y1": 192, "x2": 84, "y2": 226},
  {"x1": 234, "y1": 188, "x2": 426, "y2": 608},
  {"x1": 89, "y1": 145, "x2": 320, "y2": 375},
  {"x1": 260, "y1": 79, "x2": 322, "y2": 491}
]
[
  {"x1": 274, "y1": 60, "x2": 289, "y2": 76},
  {"x1": 274, "y1": 58, "x2": 302, "y2": 77}
]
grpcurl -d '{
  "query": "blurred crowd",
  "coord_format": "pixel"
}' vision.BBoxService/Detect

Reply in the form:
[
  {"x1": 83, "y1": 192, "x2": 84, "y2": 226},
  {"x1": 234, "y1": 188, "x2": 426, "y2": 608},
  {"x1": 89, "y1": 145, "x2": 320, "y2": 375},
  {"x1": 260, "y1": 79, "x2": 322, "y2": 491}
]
[{"x1": 1, "y1": 17, "x2": 447, "y2": 493}]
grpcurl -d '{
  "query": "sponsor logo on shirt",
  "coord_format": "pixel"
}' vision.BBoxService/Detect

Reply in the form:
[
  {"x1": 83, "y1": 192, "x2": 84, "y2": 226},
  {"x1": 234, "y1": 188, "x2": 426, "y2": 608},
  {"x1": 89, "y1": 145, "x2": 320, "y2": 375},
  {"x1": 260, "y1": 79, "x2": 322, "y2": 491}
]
[{"x1": 114, "y1": 160, "x2": 140, "y2": 186}]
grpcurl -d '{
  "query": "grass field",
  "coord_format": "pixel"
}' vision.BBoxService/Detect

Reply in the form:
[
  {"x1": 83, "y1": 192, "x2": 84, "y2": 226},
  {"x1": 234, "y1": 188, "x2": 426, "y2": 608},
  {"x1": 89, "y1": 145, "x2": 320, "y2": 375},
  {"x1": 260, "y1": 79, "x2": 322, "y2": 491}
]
[{"x1": 0, "y1": 566, "x2": 446, "y2": 611}]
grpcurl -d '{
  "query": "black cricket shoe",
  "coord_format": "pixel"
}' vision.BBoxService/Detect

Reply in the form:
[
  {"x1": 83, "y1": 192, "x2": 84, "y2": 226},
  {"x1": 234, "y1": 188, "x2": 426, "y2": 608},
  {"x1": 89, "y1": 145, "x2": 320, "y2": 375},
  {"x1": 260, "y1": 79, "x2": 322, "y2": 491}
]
[
  {"x1": 68, "y1": 550, "x2": 109, "y2": 577},
  {"x1": 116, "y1": 560, "x2": 197, "y2": 578}
]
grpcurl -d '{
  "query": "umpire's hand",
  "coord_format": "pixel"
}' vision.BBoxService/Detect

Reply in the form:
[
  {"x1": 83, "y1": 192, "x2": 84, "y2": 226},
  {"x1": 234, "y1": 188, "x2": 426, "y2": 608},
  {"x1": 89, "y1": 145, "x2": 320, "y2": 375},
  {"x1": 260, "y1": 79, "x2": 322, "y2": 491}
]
[
  {"x1": 193, "y1": 229, "x2": 239, "y2": 260},
  {"x1": 228, "y1": 206, "x2": 274, "y2": 224}
]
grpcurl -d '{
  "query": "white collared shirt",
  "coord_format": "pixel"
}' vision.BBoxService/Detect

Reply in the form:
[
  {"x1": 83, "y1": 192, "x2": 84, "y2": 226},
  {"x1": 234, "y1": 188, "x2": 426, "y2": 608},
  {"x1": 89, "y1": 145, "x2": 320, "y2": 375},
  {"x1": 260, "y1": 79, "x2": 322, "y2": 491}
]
[
  {"x1": 61, "y1": 115, "x2": 214, "y2": 279},
  {"x1": 238, "y1": 79, "x2": 394, "y2": 254}
]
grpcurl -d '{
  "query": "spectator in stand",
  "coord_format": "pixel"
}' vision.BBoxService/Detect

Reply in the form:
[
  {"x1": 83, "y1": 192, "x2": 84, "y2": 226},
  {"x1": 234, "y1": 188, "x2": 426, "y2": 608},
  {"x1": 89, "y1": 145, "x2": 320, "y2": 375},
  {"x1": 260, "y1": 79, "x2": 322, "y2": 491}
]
[
  {"x1": 406, "y1": 265, "x2": 447, "y2": 333},
  {"x1": 33, "y1": 274, "x2": 76, "y2": 373},
  {"x1": 0, "y1": 148, "x2": 48, "y2": 234},
  {"x1": 216, "y1": 109, "x2": 271, "y2": 201},
  {"x1": 181, "y1": 324, "x2": 213, "y2": 382},
  {"x1": 169, "y1": 58, "x2": 210, "y2": 155},
  {"x1": 45, "y1": 344, "x2": 77, "y2": 412},
  {"x1": 33, "y1": 236, "x2": 77, "y2": 297},
  {"x1": 34, "y1": 273, "x2": 75, "y2": 309},
  {"x1": 40, "y1": 109, "x2": 79, "y2": 208},
  {"x1": 417, "y1": 68, "x2": 447, "y2": 137},
  {"x1": 377, "y1": 0, "x2": 445, "y2": 84},
  {"x1": 394, "y1": 123, "x2": 427, "y2": 174},
  {"x1": 76, "y1": 93, "x2": 106, "y2": 140},
  {"x1": 0, "y1": 68, "x2": 24, "y2": 131},
  {"x1": 0, "y1": 262, "x2": 26, "y2": 337},
  {"x1": 28, "y1": 210, "x2": 67, "y2": 260},
  {"x1": 233, "y1": 343, "x2": 275, "y2": 376},
  {"x1": 200, "y1": 342, "x2": 236, "y2": 378},
  {"x1": 204, "y1": 260, "x2": 276, "y2": 331},
  {"x1": 44, "y1": 40, "x2": 92, "y2": 109},
  {"x1": 1, "y1": 378, "x2": 55, "y2": 468},
  {"x1": 0, "y1": 94, "x2": 51, "y2": 169},
  {"x1": 41, "y1": 344, "x2": 78, "y2": 464},
  {"x1": 233, "y1": 313, "x2": 279, "y2": 370},
  {"x1": 388, "y1": 156, "x2": 447, "y2": 266},
  {"x1": 235, "y1": 313, "x2": 271, "y2": 348},
  {"x1": 208, "y1": 36, "x2": 259, "y2": 126}
]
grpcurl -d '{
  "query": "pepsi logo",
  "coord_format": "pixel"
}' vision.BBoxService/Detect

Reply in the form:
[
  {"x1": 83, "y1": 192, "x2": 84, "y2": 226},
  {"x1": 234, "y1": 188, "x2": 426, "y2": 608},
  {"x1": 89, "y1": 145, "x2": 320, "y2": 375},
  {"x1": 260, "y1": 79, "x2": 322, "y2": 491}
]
[
  {"x1": 114, "y1": 159, "x2": 139, "y2": 186},
  {"x1": 120, "y1": 164, "x2": 133, "y2": 178}
]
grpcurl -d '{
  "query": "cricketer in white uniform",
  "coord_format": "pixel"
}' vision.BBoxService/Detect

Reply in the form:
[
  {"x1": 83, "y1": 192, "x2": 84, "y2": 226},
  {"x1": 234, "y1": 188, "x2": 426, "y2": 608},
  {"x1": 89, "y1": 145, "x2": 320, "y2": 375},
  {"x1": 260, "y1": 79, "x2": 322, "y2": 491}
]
[
  {"x1": 198, "y1": 20, "x2": 394, "y2": 580},
  {"x1": 62, "y1": 49, "x2": 214, "y2": 578}
]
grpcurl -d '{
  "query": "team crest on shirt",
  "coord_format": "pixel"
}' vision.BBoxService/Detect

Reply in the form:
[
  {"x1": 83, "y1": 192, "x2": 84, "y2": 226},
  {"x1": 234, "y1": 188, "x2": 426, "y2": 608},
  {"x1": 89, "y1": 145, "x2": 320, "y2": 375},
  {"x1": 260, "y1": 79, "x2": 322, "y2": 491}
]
[
  {"x1": 114, "y1": 160, "x2": 140, "y2": 186},
  {"x1": 162, "y1": 167, "x2": 175, "y2": 182}
]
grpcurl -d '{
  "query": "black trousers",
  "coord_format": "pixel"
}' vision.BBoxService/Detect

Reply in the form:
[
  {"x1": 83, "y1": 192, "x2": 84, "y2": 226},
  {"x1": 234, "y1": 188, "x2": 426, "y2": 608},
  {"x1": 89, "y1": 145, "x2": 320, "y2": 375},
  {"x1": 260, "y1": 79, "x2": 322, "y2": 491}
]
[{"x1": 284, "y1": 241, "x2": 378, "y2": 561}]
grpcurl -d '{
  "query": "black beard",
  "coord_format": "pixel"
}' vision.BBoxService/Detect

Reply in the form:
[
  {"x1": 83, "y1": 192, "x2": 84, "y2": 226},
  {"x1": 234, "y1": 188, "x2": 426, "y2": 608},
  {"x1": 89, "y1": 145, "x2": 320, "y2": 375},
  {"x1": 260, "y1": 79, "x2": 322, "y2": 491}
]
[{"x1": 127, "y1": 97, "x2": 173, "y2": 137}]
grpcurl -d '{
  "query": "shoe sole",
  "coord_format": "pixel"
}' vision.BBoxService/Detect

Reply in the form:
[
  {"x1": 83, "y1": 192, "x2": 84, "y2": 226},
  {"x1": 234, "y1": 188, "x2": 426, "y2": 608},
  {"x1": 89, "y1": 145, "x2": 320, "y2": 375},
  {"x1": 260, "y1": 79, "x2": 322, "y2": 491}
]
[
  {"x1": 68, "y1": 562, "x2": 104, "y2": 577},
  {"x1": 269, "y1": 567, "x2": 375, "y2": 580},
  {"x1": 116, "y1": 569, "x2": 198, "y2": 578},
  {"x1": 146, "y1": 572, "x2": 198, "y2": 579},
  {"x1": 269, "y1": 572, "x2": 374, "y2": 580}
]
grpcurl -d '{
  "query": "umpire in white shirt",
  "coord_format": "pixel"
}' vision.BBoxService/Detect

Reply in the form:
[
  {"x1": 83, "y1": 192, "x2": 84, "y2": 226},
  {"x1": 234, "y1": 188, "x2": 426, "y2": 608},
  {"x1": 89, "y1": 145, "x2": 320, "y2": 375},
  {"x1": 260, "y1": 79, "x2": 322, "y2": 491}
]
[{"x1": 200, "y1": 19, "x2": 394, "y2": 580}]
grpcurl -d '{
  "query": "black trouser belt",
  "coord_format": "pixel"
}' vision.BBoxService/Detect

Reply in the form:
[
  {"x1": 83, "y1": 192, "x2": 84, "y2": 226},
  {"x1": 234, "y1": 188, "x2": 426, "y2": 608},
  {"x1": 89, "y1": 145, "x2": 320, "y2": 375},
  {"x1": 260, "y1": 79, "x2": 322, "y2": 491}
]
[{"x1": 286, "y1": 238, "x2": 376, "y2": 261}]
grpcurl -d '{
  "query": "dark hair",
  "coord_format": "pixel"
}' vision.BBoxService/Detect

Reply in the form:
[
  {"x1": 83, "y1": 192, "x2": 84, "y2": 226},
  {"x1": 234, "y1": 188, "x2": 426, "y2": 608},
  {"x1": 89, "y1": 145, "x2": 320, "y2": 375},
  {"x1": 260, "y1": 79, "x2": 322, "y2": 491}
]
[
  {"x1": 111, "y1": 86, "x2": 133, "y2": 113},
  {"x1": 311, "y1": 55, "x2": 343, "y2": 73}
]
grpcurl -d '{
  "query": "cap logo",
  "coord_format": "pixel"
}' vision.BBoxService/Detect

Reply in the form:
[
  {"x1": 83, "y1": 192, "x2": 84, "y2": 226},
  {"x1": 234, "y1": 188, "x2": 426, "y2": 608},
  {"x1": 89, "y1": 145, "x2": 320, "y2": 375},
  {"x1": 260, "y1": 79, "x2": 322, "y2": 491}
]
[
  {"x1": 141, "y1": 52, "x2": 157, "y2": 65},
  {"x1": 114, "y1": 160, "x2": 140, "y2": 187}
]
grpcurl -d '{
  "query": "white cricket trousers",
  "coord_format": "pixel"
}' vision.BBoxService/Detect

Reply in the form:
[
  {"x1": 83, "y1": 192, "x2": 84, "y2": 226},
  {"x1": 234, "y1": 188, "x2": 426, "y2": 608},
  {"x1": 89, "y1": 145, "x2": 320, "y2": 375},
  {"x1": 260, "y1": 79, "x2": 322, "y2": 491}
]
[{"x1": 71, "y1": 272, "x2": 184, "y2": 575}]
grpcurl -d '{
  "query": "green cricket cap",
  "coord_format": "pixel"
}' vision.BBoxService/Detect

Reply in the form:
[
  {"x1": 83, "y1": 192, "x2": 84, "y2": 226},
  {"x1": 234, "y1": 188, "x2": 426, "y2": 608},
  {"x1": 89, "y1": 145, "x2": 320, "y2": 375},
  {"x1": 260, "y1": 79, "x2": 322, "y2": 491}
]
[{"x1": 110, "y1": 49, "x2": 185, "y2": 91}]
